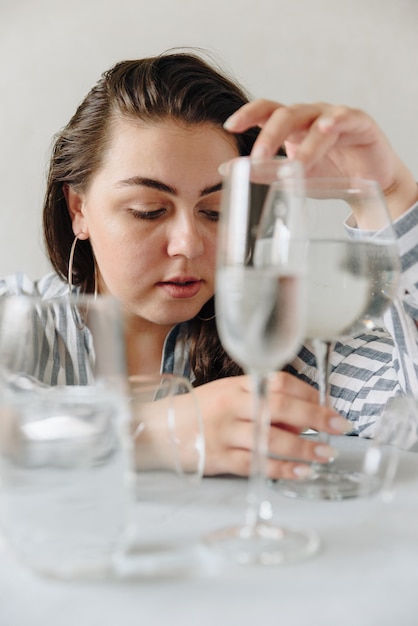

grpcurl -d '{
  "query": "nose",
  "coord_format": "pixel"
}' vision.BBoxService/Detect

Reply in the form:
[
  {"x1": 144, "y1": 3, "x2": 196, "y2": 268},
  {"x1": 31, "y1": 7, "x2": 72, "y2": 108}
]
[{"x1": 166, "y1": 214, "x2": 205, "y2": 259}]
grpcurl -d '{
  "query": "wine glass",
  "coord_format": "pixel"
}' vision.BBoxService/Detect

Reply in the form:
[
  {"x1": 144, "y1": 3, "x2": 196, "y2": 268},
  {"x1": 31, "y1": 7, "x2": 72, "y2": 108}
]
[
  {"x1": 204, "y1": 156, "x2": 320, "y2": 564},
  {"x1": 275, "y1": 177, "x2": 401, "y2": 500}
]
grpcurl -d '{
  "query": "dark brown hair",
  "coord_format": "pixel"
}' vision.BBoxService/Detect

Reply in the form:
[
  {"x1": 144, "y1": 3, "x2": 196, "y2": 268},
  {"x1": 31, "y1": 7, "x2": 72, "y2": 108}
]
[{"x1": 43, "y1": 50, "x2": 261, "y2": 384}]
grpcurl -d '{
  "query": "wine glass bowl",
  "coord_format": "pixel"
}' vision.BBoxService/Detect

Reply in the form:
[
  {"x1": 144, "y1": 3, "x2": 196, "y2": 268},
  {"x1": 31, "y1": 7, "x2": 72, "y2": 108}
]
[{"x1": 305, "y1": 178, "x2": 400, "y2": 339}]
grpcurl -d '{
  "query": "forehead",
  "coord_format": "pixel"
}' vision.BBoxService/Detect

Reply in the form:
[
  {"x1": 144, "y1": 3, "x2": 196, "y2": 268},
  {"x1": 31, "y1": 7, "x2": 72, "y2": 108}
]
[
  {"x1": 92, "y1": 116, "x2": 239, "y2": 187},
  {"x1": 107, "y1": 114, "x2": 237, "y2": 146}
]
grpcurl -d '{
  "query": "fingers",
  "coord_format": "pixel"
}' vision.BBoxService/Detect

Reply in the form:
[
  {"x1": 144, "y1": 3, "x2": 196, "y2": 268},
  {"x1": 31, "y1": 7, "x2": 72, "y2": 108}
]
[
  {"x1": 269, "y1": 392, "x2": 352, "y2": 436},
  {"x1": 285, "y1": 106, "x2": 377, "y2": 173},
  {"x1": 251, "y1": 103, "x2": 335, "y2": 161},
  {"x1": 205, "y1": 425, "x2": 338, "y2": 480},
  {"x1": 225, "y1": 100, "x2": 324, "y2": 158},
  {"x1": 224, "y1": 100, "x2": 378, "y2": 169},
  {"x1": 224, "y1": 99, "x2": 285, "y2": 132},
  {"x1": 198, "y1": 374, "x2": 353, "y2": 479},
  {"x1": 219, "y1": 417, "x2": 340, "y2": 475},
  {"x1": 223, "y1": 448, "x2": 318, "y2": 481},
  {"x1": 224, "y1": 99, "x2": 418, "y2": 219},
  {"x1": 268, "y1": 425, "x2": 337, "y2": 466},
  {"x1": 267, "y1": 371, "x2": 317, "y2": 401},
  {"x1": 266, "y1": 371, "x2": 353, "y2": 436}
]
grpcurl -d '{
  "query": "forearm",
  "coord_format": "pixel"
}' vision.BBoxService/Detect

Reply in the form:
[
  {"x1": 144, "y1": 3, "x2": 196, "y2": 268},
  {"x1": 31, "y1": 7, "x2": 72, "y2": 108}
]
[{"x1": 383, "y1": 160, "x2": 418, "y2": 222}]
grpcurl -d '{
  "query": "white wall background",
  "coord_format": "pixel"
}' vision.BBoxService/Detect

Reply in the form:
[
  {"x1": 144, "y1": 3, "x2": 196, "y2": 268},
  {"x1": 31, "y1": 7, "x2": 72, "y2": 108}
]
[{"x1": 1, "y1": 0, "x2": 418, "y2": 279}]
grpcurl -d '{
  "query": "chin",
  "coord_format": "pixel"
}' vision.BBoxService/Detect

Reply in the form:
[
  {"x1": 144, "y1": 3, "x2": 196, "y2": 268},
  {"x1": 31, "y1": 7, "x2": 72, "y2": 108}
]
[
  {"x1": 162, "y1": 314, "x2": 195, "y2": 326},
  {"x1": 159, "y1": 310, "x2": 200, "y2": 326},
  {"x1": 126, "y1": 300, "x2": 204, "y2": 327}
]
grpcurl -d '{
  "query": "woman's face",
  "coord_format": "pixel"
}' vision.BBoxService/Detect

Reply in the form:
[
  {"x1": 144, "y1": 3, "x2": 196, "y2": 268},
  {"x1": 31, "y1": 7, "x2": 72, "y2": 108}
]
[{"x1": 68, "y1": 117, "x2": 239, "y2": 330}]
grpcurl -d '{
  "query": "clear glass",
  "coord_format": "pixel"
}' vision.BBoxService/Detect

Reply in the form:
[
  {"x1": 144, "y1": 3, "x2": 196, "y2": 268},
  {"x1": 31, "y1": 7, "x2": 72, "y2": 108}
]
[
  {"x1": 204, "y1": 157, "x2": 320, "y2": 564},
  {"x1": 362, "y1": 395, "x2": 418, "y2": 502},
  {"x1": 0, "y1": 294, "x2": 130, "y2": 579},
  {"x1": 128, "y1": 373, "x2": 204, "y2": 482},
  {"x1": 274, "y1": 177, "x2": 401, "y2": 500},
  {"x1": 114, "y1": 373, "x2": 206, "y2": 578}
]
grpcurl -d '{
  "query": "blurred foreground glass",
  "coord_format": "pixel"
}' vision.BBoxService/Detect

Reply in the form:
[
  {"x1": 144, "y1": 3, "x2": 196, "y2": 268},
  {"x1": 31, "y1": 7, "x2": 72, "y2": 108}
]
[
  {"x1": 113, "y1": 374, "x2": 205, "y2": 578},
  {"x1": 0, "y1": 295, "x2": 130, "y2": 580},
  {"x1": 204, "y1": 156, "x2": 320, "y2": 565}
]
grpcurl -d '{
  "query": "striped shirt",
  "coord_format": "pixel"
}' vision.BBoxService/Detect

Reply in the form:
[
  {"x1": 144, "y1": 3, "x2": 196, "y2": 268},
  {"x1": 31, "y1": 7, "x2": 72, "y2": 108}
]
[{"x1": 1, "y1": 201, "x2": 417, "y2": 437}]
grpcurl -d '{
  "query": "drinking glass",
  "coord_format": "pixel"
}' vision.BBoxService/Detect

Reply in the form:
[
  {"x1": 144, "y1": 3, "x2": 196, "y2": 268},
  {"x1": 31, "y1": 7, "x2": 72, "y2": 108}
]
[
  {"x1": 363, "y1": 394, "x2": 418, "y2": 501},
  {"x1": 114, "y1": 373, "x2": 206, "y2": 578},
  {"x1": 204, "y1": 156, "x2": 320, "y2": 564},
  {"x1": 0, "y1": 294, "x2": 130, "y2": 579},
  {"x1": 274, "y1": 177, "x2": 401, "y2": 500}
]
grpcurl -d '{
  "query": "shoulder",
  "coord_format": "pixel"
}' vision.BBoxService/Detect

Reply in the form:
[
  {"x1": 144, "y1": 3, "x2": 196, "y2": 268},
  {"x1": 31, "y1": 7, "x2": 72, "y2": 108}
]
[{"x1": 0, "y1": 272, "x2": 68, "y2": 298}]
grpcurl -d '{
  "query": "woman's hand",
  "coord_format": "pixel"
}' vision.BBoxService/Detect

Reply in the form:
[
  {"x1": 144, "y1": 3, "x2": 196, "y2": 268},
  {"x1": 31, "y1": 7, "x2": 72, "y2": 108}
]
[
  {"x1": 194, "y1": 372, "x2": 352, "y2": 479},
  {"x1": 225, "y1": 101, "x2": 418, "y2": 221}
]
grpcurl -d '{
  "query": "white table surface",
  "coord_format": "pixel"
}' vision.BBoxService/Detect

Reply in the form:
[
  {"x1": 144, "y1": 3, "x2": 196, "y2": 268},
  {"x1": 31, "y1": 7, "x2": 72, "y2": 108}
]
[{"x1": 1, "y1": 436, "x2": 418, "y2": 626}]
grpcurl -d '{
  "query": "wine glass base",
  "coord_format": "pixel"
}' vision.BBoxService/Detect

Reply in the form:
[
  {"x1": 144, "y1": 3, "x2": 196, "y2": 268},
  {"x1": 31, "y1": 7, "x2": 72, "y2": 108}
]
[
  {"x1": 203, "y1": 523, "x2": 320, "y2": 565},
  {"x1": 273, "y1": 469, "x2": 381, "y2": 501}
]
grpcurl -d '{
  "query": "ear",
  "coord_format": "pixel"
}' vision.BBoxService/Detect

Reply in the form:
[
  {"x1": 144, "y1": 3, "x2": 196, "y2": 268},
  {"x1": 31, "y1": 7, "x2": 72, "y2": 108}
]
[{"x1": 63, "y1": 184, "x2": 90, "y2": 239}]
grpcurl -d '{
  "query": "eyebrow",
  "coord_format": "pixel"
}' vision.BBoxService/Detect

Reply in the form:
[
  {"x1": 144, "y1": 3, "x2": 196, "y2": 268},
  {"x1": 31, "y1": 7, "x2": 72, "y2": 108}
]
[{"x1": 116, "y1": 176, "x2": 222, "y2": 197}]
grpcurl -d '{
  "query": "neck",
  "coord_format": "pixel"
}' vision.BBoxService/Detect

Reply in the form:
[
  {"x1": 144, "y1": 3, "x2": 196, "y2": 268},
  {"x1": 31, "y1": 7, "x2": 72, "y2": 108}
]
[{"x1": 124, "y1": 316, "x2": 174, "y2": 377}]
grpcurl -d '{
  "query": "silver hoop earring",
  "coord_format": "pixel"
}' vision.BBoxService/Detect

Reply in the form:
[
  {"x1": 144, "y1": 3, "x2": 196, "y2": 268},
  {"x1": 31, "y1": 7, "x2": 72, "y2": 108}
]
[
  {"x1": 197, "y1": 313, "x2": 216, "y2": 322},
  {"x1": 68, "y1": 234, "x2": 98, "y2": 298}
]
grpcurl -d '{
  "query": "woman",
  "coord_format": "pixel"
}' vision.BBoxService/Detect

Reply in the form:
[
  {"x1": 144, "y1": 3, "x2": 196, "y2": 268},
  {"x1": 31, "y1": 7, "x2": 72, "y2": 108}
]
[{"x1": 2, "y1": 51, "x2": 417, "y2": 477}]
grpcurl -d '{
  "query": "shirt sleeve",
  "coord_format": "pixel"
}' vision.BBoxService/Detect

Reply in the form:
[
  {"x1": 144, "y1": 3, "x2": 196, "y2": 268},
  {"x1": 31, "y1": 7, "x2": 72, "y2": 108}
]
[
  {"x1": 382, "y1": 201, "x2": 418, "y2": 395},
  {"x1": 0, "y1": 273, "x2": 90, "y2": 386},
  {"x1": 0, "y1": 272, "x2": 68, "y2": 298},
  {"x1": 0, "y1": 272, "x2": 40, "y2": 296}
]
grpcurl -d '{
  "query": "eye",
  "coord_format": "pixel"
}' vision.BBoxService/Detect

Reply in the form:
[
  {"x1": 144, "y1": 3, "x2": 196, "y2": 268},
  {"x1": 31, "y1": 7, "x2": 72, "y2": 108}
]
[
  {"x1": 129, "y1": 208, "x2": 167, "y2": 220},
  {"x1": 200, "y1": 208, "x2": 220, "y2": 222}
]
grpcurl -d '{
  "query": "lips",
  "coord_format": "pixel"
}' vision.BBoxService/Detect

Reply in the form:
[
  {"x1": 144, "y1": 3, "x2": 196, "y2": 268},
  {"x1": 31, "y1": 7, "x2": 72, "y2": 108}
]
[{"x1": 157, "y1": 277, "x2": 202, "y2": 299}]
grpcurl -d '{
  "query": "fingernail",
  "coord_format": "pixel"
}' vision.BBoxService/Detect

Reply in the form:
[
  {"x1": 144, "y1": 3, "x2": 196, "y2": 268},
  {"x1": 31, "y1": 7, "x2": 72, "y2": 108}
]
[
  {"x1": 329, "y1": 416, "x2": 354, "y2": 434},
  {"x1": 317, "y1": 116, "x2": 335, "y2": 131},
  {"x1": 315, "y1": 444, "x2": 338, "y2": 460},
  {"x1": 223, "y1": 115, "x2": 237, "y2": 130},
  {"x1": 293, "y1": 464, "x2": 313, "y2": 478}
]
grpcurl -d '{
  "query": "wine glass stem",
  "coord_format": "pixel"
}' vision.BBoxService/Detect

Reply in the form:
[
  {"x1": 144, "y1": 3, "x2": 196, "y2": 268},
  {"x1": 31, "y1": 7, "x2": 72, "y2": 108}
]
[
  {"x1": 244, "y1": 371, "x2": 272, "y2": 533},
  {"x1": 313, "y1": 339, "x2": 334, "y2": 445}
]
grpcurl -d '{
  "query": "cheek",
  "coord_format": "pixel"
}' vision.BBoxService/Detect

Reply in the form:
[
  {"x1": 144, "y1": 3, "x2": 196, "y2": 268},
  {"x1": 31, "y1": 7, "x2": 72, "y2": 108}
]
[
  {"x1": 204, "y1": 237, "x2": 218, "y2": 286},
  {"x1": 90, "y1": 223, "x2": 158, "y2": 277},
  {"x1": 206, "y1": 232, "x2": 218, "y2": 265},
  {"x1": 109, "y1": 238, "x2": 157, "y2": 268}
]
